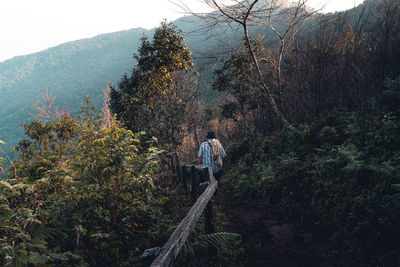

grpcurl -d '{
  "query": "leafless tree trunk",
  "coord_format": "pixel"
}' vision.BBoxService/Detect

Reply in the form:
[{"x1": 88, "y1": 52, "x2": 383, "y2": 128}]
[
  {"x1": 102, "y1": 81, "x2": 113, "y2": 129},
  {"x1": 175, "y1": 0, "x2": 318, "y2": 129}
]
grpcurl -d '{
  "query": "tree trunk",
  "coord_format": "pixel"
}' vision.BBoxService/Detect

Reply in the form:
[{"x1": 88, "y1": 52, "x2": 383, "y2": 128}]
[{"x1": 243, "y1": 23, "x2": 293, "y2": 130}]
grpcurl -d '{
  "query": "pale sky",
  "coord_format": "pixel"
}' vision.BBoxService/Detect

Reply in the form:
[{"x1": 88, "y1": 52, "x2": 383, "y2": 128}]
[{"x1": 0, "y1": 0, "x2": 364, "y2": 62}]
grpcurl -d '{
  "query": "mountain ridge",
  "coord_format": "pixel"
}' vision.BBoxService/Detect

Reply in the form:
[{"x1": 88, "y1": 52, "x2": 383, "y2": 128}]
[
  {"x1": 0, "y1": 26, "x2": 152, "y2": 156},
  {"x1": 0, "y1": 27, "x2": 149, "y2": 65}
]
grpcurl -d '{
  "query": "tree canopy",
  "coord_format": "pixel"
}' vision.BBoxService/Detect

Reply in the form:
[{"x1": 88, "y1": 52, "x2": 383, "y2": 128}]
[{"x1": 110, "y1": 21, "x2": 194, "y2": 135}]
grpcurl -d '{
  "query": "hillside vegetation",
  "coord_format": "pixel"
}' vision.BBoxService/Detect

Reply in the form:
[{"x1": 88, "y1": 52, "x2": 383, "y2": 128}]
[
  {"x1": 211, "y1": 0, "x2": 400, "y2": 265},
  {"x1": 0, "y1": 29, "x2": 143, "y2": 157},
  {"x1": 0, "y1": 9, "x2": 300, "y2": 158},
  {"x1": 1, "y1": 0, "x2": 400, "y2": 266},
  {"x1": 0, "y1": 15, "x2": 237, "y2": 157}
]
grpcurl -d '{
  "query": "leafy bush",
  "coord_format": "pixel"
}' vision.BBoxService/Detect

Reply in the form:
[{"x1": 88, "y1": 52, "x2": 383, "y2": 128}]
[
  {"x1": 222, "y1": 91, "x2": 400, "y2": 266},
  {"x1": 0, "y1": 98, "x2": 170, "y2": 266}
]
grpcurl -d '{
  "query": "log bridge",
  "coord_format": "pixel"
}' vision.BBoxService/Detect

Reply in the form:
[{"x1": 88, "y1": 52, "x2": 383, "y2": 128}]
[{"x1": 149, "y1": 164, "x2": 218, "y2": 267}]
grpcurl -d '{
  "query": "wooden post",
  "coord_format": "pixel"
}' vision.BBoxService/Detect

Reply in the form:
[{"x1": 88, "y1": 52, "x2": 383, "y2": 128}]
[
  {"x1": 175, "y1": 164, "x2": 180, "y2": 184},
  {"x1": 189, "y1": 165, "x2": 193, "y2": 203},
  {"x1": 190, "y1": 165, "x2": 199, "y2": 205},
  {"x1": 204, "y1": 202, "x2": 215, "y2": 234},
  {"x1": 177, "y1": 164, "x2": 183, "y2": 184},
  {"x1": 181, "y1": 165, "x2": 187, "y2": 191},
  {"x1": 200, "y1": 166, "x2": 209, "y2": 183},
  {"x1": 201, "y1": 167, "x2": 214, "y2": 234},
  {"x1": 203, "y1": 166, "x2": 216, "y2": 257},
  {"x1": 205, "y1": 201, "x2": 217, "y2": 258}
]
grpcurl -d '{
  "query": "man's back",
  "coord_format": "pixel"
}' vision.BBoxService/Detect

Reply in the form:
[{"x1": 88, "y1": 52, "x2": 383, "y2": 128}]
[{"x1": 198, "y1": 139, "x2": 226, "y2": 173}]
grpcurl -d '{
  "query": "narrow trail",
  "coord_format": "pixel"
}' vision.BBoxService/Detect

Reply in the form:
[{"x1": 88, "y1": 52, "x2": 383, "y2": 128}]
[{"x1": 214, "y1": 191, "x2": 337, "y2": 267}]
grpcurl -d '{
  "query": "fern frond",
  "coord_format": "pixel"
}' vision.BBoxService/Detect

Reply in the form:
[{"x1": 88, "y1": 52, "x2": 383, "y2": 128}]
[
  {"x1": 197, "y1": 232, "x2": 241, "y2": 251},
  {"x1": 181, "y1": 239, "x2": 195, "y2": 258}
]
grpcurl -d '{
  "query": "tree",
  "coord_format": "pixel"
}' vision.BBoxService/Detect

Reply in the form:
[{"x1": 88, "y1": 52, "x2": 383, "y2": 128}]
[
  {"x1": 178, "y1": 0, "x2": 317, "y2": 129},
  {"x1": 213, "y1": 37, "x2": 272, "y2": 146},
  {"x1": 110, "y1": 21, "x2": 196, "y2": 168}
]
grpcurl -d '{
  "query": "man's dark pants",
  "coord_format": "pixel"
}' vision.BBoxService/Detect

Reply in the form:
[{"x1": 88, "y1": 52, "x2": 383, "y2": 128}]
[{"x1": 214, "y1": 171, "x2": 221, "y2": 181}]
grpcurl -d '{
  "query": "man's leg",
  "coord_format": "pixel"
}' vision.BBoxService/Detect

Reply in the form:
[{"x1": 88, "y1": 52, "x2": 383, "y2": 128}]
[{"x1": 214, "y1": 171, "x2": 221, "y2": 181}]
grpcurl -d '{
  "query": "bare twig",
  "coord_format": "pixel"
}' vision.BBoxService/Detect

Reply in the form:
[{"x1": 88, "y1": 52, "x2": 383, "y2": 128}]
[{"x1": 31, "y1": 89, "x2": 67, "y2": 122}]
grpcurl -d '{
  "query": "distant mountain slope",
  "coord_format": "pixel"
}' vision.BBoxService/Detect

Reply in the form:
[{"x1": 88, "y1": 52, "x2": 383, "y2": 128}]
[
  {"x1": 1, "y1": 28, "x2": 150, "y2": 102},
  {"x1": 0, "y1": 28, "x2": 149, "y2": 155}
]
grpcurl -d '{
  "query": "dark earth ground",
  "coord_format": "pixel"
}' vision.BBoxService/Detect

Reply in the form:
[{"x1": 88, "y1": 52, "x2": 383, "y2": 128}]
[{"x1": 214, "y1": 191, "x2": 339, "y2": 267}]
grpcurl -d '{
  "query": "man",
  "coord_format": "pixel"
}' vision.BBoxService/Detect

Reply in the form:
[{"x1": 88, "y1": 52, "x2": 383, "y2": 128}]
[{"x1": 198, "y1": 131, "x2": 226, "y2": 180}]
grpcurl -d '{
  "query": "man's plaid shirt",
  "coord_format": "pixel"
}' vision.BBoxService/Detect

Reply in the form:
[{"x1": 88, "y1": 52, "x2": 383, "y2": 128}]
[{"x1": 198, "y1": 139, "x2": 226, "y2": 173}]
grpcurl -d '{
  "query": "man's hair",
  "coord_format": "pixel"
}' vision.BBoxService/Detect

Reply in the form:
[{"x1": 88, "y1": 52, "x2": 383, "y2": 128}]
[{"x1": 206, "y1": 131, "x2": 216, "y2": 139}]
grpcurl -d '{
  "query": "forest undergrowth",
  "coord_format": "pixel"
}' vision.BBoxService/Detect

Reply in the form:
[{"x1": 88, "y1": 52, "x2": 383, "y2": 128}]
[
  {"x1": 215, "y1": 188, "x2": 337, "y2": 267},
  {"x1": 220, "y1": 80, "x2": 400, "y2": 266}
]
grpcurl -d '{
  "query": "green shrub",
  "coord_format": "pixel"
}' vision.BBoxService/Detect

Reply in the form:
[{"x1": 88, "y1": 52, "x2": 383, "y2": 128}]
[
  {"x1": 1, "y1": 99, "x2": 169, "y2": 266},
  {"x1": 222, "y1": 107, "x2": 400, "y2": 266}
]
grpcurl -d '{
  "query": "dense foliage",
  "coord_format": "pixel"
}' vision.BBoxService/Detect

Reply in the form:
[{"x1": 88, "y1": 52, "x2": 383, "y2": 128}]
[
  {"x1": 0, "y1": 98, "x2": 171, "y2": 266},
  {"x1": 223, "y1": 88, "x2": 400, "y2": 264},
  {"x1": 211, "y1": 0, "x2": 400, "y2": 265},
  {"x1": 110, "y1": 22, "x2": 198, "y2": 170}
]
